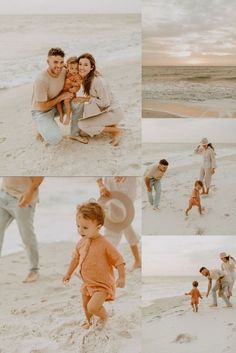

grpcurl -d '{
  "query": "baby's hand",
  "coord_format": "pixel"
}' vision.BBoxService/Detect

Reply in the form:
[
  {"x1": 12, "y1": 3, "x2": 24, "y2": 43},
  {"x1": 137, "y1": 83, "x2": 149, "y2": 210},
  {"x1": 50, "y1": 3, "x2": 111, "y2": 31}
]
[
  {"x1": 116, "y1": 277, "x2": 125, "y2": 288},
  {"x1": 100, "y1": 186, "x2": 111, "y2": 197}
]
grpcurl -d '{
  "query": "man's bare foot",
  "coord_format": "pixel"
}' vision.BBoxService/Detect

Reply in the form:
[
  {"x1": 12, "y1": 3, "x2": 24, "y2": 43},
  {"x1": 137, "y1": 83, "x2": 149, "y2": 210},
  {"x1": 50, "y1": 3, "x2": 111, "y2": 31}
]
[
  {"x1": 23, "y1": 271, "x2": 39, "y2": 283},
  {"x1": 69, "y1": 135, "x2": 89, "y2": 144},
  {"x1": 80, "y1": 130, "x2": 90, "y2": 137},
  {"x1": 36, "y1": 133, "x2": 44, "y2": 142},
  {"x1": 130, "y1": 261, "x2": 141, "y2": 272},
  {"x1": 223, "y1": 304, "x2": 233, "y2": 308},
  {"x1": 209, "y1": 304, "x2": 217, "y2": 308},
  {"x1": 153, "y1": 207, "x2": 160, "y2": 211},
  {"x1": 81, "y1": 321, "x2": 91, "y2": 329},
  {"x1": 110, "y1": 130, "x2": 123, "y2": 146}
]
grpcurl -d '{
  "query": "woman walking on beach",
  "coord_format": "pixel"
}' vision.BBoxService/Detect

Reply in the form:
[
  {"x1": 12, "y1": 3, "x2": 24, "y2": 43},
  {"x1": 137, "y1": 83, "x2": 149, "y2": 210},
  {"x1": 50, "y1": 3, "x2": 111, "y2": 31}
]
[
  {"x1": 71, "y1": 53, "x2": 124, "y2": 146},
  {"x1": 219, "y1": 252, "x2": 235, "y2": 299},
  {"x1": 194, "y1": 138, "x2": 216, "y2": 195}
]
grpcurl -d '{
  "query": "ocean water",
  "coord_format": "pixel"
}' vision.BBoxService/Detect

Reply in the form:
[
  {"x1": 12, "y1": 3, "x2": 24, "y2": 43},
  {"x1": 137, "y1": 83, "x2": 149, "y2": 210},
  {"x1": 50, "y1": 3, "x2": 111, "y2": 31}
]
[
  {"x1": 142, "y1": 66, "x2": 236, "y2": 104},
  {"x1": 0, "y1": 177, "x2": 142, "y2": 256},
  {"x1": 142, "y1": 143, "x2": 236, "y2": 170},
  {"x1": 0, "y1": 14, "x2": 139, "y2": 90},
  {"x1": 142, "y1": 276, "x2": 206, "y2": 305}
]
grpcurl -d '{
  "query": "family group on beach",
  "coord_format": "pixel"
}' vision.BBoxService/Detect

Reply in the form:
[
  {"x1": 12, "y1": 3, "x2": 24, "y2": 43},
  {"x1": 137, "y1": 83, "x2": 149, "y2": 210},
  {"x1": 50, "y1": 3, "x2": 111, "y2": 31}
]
[
  {"x1": 144, "y1": 137, "x2": 216, "y2": 215},
  {"x1": 31, "y1": 48, "x2": 124, "y2": 146},
  {"x1": 185, "y1": 254, "x2": 235, "y2": 312},
  {"x1": 0, "y1": 176, "x2": 141, "y2": 330}
]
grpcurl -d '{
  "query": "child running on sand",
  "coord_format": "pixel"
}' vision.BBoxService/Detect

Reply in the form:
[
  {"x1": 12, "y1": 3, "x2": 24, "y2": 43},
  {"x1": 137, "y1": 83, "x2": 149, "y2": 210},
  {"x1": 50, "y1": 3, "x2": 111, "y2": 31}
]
[
  {"x1": 63, "y1": 201, "x2": 125, "y2": 330},
  {"x1": 57, "y1": 56, "x2": 82, "y2": 125},
  {"x1": 185, "y1": 180, "x2": 204, "y2": 216},
  {"x1": 185, "y1": 281, "x2": 203, "y2": 312}
]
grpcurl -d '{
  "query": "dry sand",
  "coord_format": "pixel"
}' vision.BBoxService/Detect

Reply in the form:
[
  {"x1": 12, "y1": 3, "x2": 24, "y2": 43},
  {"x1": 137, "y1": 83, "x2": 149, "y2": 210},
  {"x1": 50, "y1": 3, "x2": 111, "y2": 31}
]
[
  {"x1": 0, "y1": 242, "x2": 141, "y2": 353},
  {"x1": 143, "y1": 293, "x2": 236, "y2": 353},
  {"x1": 0, "y1": 58, "x2": 141, "y2": 176}
]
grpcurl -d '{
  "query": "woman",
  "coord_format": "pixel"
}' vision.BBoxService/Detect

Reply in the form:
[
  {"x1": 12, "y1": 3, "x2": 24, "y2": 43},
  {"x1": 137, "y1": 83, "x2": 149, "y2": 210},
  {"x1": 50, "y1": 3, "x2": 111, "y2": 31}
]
[
  {"x1": 219, "y1": 252, "x2": 235, "y2": 298},
  {"x1": 194, "y1": 137, "x2": 216, "y2": 194},
  {"x1": 70, "y1": 53, "x2": 124, "y2": 146}
]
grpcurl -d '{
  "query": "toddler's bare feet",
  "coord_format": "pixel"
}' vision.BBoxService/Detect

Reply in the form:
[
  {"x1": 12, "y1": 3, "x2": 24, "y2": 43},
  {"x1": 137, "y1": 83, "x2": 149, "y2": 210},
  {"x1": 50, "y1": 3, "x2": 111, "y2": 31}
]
[
  {"x1": 81, "y1": 321, "x2": 91, "y2": 330},
  {"x1": 130, "y1": 260, "x2": 141, "y2": 272},
  {"x1": 23, "y1": 271, "x2": 39, "y2": 283}
]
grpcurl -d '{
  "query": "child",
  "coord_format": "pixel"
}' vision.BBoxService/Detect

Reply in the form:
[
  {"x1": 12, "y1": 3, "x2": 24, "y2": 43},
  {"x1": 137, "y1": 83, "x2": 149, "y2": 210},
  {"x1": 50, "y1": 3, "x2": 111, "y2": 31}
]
[
  {"x1": 57, "y1": 56, "x2": 82, "y2": 125},
  {"x1": 63, "y1": 201, "x2": 125, "y2": 330},
  {"x1": 185, "y1": 281, "x2": 203, "y2": 312},
  {"x1": 185, "y1": 180, "x2": 204, "y2": 216},
  {"x1": 144, "y1": 159, "x2": 169, "y2": 211}
]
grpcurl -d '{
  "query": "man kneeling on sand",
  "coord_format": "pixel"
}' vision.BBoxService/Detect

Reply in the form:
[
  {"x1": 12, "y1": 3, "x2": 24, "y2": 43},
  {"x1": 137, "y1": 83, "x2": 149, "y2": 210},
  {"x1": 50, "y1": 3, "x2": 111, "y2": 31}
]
[
  {"x1": 144, "y1": 159, "x2": 169, "y2": 211},
  {"x1": 199, "y1": 267, "x2": 232, "y2": 308}
]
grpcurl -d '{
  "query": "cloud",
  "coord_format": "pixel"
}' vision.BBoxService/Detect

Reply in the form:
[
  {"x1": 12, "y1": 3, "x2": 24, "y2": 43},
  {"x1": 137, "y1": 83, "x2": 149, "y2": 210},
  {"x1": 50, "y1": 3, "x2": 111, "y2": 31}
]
[{"x1": 143, "y1": 0, "x2": 236, "y2": 65}]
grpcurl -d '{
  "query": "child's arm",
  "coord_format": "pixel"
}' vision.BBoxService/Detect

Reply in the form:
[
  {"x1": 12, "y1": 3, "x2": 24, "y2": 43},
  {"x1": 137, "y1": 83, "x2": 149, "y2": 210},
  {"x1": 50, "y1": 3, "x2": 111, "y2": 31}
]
[
  {"x1": 96, "y1": 178, "x2": 111, "y2": 197},
  {"x1": 185, "y1": 292, "x2": 191, "y2": 295},
  {"x1": 116, "y1": 263, "x2": 125, "y2": 288},
  {"x1": 63, "y1": 256, "x2": 80, "y2": 283}
]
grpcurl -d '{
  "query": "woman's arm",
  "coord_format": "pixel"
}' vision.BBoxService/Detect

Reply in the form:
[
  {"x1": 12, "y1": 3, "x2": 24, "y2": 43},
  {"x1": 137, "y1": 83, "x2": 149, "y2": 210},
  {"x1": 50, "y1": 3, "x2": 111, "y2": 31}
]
[
  {"x1": 90, "y1": 76, "x2": 111, "y2": 109},
  {"x1": 210, "y1": 149, "x2": 216, "y2": 169}
]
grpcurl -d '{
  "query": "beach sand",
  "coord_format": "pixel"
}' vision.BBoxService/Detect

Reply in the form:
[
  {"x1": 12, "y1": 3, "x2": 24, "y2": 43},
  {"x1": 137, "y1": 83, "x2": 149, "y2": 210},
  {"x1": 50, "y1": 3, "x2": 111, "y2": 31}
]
[
  {"x1": 0, "y1": 57, "x2": 141, "y2": 176},
  {"x1": 0, "y1": 242, "x2": 141, "y2": 353},
  {"x1": 143, "y1": 293, "x2": 236, "y2": 353},
  {"x1": 142, "y1": 99, "x2": 236, "y2": 119},
  {"x1": 142, "y1": 144, "x2": 236, "y2": 235}
]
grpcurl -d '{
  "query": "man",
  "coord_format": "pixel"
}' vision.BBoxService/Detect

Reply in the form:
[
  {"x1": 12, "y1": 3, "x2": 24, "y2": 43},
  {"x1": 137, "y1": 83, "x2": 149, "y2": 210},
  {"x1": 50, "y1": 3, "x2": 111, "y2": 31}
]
[
  {"x1": 31, "y1": 47, "x2": 87, "y2": 144},
  {"x1": 144, "y1": 159, "x2": 169, "y2": 211},
  {"x1": 199, "y1": 267, "x2": 232, "y2": 308},
  {"x1": 0, "y1": 177, "x2": 44, "y2": 283}
]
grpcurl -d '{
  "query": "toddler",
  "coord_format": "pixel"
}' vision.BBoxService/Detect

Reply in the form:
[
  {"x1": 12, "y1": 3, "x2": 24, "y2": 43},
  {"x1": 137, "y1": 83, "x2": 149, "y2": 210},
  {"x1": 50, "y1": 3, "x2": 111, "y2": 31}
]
[
  {"x1": 57, "y1": 56, "x2": 82, "y2": 125},
  {"x1": 63, "y1": 201, "x2": 125, "y2": 330},
  {"x1": 185, "y1": 180, "x2": 204, "y2": 216},
  {"x1": 185, "y1": 280, "x2": 203, "y2": 312}
]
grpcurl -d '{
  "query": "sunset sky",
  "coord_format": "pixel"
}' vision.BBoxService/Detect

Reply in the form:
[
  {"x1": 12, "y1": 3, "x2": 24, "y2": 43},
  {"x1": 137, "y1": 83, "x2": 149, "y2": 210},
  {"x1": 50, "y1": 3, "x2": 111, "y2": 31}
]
[
  {"x1": 142, "y1": 0, "x2": 236, "y2": 66},
  {"x1": 143, "y1": 236, "x2": 236, "y2": 276}
]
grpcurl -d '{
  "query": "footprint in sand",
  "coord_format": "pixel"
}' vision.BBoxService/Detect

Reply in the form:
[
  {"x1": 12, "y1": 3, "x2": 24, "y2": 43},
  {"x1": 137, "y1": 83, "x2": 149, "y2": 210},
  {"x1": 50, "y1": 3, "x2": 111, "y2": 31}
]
[
  {"x1": 0, "y1": 137, "x2": 6, "y2": 143},
  {"x1": 117, "y1": 330, "x2": 132, "y2": 338},
  {"x1": 172, "y1": 333, "x2": 196, "y2": 344},
  {"x1": 195, "y1": 227, "x2": 205, "y2": 235},
  {"x1": 224, "y1": 213, "x2": 230, "y2": 217}
]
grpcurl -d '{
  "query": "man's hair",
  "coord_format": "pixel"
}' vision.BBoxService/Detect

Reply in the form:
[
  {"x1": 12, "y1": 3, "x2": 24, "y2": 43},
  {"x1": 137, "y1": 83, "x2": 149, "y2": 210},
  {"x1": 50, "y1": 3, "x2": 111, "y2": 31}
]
[
  {"x1": 199, "y1": 267, "x2": 206, "y2": 273},
  {"x1": 76, "y1": 201, "x2": 105, "y2": 226},
  {"x1": 192, "y1": 281, "x2": 199, "y2": 287},
  {"x1": 48, "y1": 48, "x2": 65, "y2": 57},
  {"x1": 195, "y1": 180, "x2": 203, "y2": 188},
  {"x1": 66, "y1": 56, "x2": 78, "y2": 66},
  {"x1": 159, "y1": 159, "x2": 169, "y2": 166}
]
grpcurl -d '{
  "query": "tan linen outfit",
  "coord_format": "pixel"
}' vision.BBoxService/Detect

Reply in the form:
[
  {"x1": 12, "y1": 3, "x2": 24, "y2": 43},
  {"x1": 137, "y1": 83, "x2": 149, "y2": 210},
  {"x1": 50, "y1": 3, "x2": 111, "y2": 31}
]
[
  {"x1": 77, "y1": 76, "x2": 124, "y2": 137},
  {"x1": 194, "y1": 147, "x2": 216, "y2": 188}
]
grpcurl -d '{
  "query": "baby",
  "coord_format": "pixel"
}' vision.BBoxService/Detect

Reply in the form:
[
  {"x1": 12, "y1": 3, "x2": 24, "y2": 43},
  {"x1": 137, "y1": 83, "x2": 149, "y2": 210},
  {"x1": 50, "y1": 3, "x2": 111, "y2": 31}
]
[
  {"x1": 57, "y1": 56, "x2": 82, "y2": 125},
  {"x1": 185, "y1": 280, "x2": 203, "y2": 312},
  {"x1": 185, "y1": 180, "x2": 204, "y2": 216},
  {"x1": 63, "y1": 201, "x2": 125, "y2": 330}
]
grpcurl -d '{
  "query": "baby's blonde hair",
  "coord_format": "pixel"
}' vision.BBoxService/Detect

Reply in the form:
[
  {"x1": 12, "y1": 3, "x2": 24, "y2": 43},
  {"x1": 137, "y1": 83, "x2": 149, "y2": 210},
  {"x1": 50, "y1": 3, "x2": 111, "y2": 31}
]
[
  {"x1": 66, "y1": 56, "x2": 78, "y2": 66},
  {"x1": 76, "y1": 201, "x2": 105, "y2": 226}
]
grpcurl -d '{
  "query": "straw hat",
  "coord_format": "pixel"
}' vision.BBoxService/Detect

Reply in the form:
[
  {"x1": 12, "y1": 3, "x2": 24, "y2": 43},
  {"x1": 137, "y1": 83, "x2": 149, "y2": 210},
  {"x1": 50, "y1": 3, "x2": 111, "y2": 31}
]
[
  {"x1": 98, "y1": 191, "x2": 134, "y2": 232},
  {"x1": 219, "y1": 252, "x2": 228, "y2": 259},
  {"x1": 200, "y1": 137, "x2": 209, "y2": 145}
]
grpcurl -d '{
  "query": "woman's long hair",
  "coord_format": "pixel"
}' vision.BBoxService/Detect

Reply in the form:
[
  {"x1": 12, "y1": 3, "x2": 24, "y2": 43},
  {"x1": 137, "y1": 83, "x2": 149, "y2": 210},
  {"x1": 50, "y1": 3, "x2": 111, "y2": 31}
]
[
  {"x1": 77, "y1": 53, "x2": 100, "y2": 95},
  {"x1": 207, "y1": 143, "x2": 215, "y2": 151}
]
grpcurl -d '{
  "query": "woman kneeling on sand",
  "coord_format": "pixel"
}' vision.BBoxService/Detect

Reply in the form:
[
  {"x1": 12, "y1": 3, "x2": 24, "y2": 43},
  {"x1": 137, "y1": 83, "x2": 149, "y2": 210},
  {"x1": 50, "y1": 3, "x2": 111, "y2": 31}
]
[
  {"x1": 70, "y1": 53, "x2": 124, "y2": 146},
  {"x1": 219, "y1": 252, "x2": 236, "y2": 299},
  {"x1": 194, "y1": 138, "x2": 216, "y2": 195}
]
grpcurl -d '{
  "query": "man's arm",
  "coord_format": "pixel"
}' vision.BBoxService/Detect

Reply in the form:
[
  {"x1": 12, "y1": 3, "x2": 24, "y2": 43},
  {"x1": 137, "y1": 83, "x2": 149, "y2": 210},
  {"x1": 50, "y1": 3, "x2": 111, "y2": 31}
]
[
  {"x1": 19, "y1": 177, "x2": 44, "y2": 208},
  {"x1": 144, "y1": 176, "x2": 151, "y2": 192},
  {"x1": 206, "y1": 278, "x2": 212, "y2": 297},
  {"x1": 34, "y1": 91, "x2": 74, "y2": 112}
]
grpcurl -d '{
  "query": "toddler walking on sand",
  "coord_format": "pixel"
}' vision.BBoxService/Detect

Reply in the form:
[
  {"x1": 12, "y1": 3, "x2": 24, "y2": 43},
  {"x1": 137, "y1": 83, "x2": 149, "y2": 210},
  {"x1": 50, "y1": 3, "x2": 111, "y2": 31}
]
[
  {"x1": 185, "y1": 180, "x2": 204, "y2": 216},
  {"x1": 63, "y1": 201, "x2": 125, "y2": 330},
  {"x1": 57, "y1": 56, "x2": 82, "y2": 125},
  {"x1": 185, "y1": 281, "x2": 203, "y2": 312}
]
